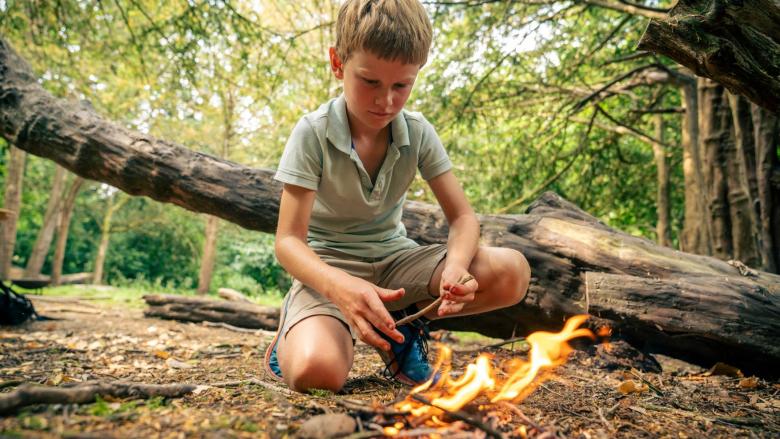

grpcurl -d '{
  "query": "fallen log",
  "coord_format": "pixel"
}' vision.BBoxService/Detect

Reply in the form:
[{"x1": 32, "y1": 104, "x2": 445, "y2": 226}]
[
  {"x1": 0, "y1": 381, "x2": 195, "y2": 415},
  {"x1": 143, "y1": 294, "x2": 279, "y2": 330},
  {"x1": 425, "y1": 194, "x2": 780, "y2": 376},
  {"x1": 1, "y1": 37, "x2": 778, "y2": 375},
  {"x1": 217, "y1": 287, "x2": 252, "y2": 303}
]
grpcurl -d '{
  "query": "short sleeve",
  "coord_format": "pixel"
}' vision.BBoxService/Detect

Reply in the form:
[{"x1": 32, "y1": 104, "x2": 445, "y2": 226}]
[
  {"x1": 274, "y1": 118, "x2": 323, "y2": 190},
  {"x1": 417, "y1": 117, "x2": 452, "y2": 180}
]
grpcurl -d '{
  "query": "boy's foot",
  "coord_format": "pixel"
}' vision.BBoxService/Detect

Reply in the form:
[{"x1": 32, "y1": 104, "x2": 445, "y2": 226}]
[
  {"x1": 377, "y1": 308, "x2": 434, "y2": 386},
  {"x1": 263, "y1": 294, "x2": 291, "y2": 381}
]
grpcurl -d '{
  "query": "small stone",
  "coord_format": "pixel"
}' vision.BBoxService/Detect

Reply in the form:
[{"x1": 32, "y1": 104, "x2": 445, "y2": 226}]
[{"x1": 296, "y1": 414, "x2": 356, "y2": 438}]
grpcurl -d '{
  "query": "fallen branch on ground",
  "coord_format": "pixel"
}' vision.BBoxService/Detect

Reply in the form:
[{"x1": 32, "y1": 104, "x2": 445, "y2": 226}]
[
  {"x1": 0, "y1": 381, "x2": 196, "y2": 415},
  {"x1": 143, "y1": 294, "x2": 279, "y2": 330}
]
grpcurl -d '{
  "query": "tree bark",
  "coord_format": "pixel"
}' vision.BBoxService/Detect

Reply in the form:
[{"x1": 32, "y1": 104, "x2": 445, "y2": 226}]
[
  {"x1": 0, "y1": 145, "x2": 26, "y2": 279},
  {"x1": 651, "y1": 114, "x2": 671, "y2": 247},
  {"x1": 24, "y1": 164, "x2": 66, "y2": 277},
  {"x1": 698, "y1": 78, "x2": 733, "y2": 260},
  {"x1": 638, "y1": 0, "x2": 780, "y2": 112},
  {"x1": 751, "y1": 106, "x2": 780, "y2": 273},
  {"x1": 725, "y1": 93, "x2": 761, "y2": 267},
  {"x1": 1, "y1": 37, "x2": 779, "y2": 375},
  {"x1": 197, "y1": 215, "x2": 220, "y2": 295},
  {"x1": 679, "y1": 80, "x2": 711, "y2": 254},
  {"x1": 50, "y1": 176, "x2": 83, "y2": 286}
]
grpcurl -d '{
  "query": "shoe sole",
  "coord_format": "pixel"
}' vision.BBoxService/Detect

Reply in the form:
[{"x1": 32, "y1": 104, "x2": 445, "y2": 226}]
[{"x1": 375, "y1": 347, "x2": 424, "y2": 386}]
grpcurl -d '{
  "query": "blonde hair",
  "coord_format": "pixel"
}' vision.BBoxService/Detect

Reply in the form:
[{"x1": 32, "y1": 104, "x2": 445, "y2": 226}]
[{"x1": 335, "y1": 0, "x2": 433, "y2": 66}]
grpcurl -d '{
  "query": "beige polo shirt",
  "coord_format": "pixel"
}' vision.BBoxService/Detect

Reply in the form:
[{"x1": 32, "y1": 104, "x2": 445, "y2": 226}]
[{"x1": 274, "y1": 95, "x2": 452, "y2": 258}]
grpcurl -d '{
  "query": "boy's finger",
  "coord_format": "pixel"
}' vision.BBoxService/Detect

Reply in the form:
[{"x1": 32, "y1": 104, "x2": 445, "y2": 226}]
[
  {"x1": 377, "y1": 287, "x2": 405, "y2": 302},
  {"x1": 365, "y1": 297, "x2": 404, "y2": 343},
  {"x1": 355, "y1": 318, "x2": 391, "y2": 351}
]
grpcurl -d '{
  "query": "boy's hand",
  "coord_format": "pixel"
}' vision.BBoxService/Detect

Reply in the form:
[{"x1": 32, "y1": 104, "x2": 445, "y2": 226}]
[
  {"x1": 437, "y1": 266, "x2": 478, "y2": 316},
  {"x1": 327, "y1": 276, "x2": 405, "y2": 351}
]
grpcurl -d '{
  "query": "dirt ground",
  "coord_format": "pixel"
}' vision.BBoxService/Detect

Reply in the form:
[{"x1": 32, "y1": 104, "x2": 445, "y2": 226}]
[{"x1": 1, "y1": 296, "x2": 778, "y2": 438}]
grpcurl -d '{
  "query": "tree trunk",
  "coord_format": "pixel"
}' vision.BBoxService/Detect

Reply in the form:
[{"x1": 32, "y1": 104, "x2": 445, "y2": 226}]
[
  {"x1": 679, "y1": 81, "x2": 711, "y2": 254},
  {"x1": 92, "y1": 193, "x2": 129, "y2": 284},
  {"x1": 698, "y1": 78, "x2": 733, "y2": 260},
  {"x1": 651, "y1": 114, "x2": 671, "y2": 247},
  {"x1": 638, "y1": 0, "x2": 780, "y2": 112},
  {"x1": 50, "y1": 177, "x2": 83, "y2": 286},
  {"x1": 195, "y1": 87, "x2": 233, "y2": 295},
  {"x1": 197, "y1": 215, "x2": 220, "y2": 295},
  {"x1": 0, "y1": 145, "x2": 26, "y2": 279},
  {"x1": 725, "y1": 93, "x2": 761, "y2": 267},
  {"x1": 751, "y1": 106, "x2": 780, "y2": 273},
  {"x1": 1, "y1": 37, "x2": 779, "y2": 375},
  {"x1": 24, "y1": 165, "x2": 66, "y2": 277}
]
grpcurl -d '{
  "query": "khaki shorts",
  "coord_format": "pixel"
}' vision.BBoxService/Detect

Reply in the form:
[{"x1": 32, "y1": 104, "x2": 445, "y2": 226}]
[{"x1": 278, "y1": 244, "x2": 447, "y2": 341}]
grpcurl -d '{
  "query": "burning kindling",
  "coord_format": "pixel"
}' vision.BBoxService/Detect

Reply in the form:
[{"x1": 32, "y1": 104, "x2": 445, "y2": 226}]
[{"x1": 383, "y1": 315, "x2": 595, "y2": 436}]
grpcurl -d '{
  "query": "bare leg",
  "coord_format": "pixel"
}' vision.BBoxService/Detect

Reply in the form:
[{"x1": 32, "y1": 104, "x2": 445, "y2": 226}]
[
  {"x1": 425, "y1": 246, "x2": 530, "y2": 318},
  {"x1": 276, "y1": 315, "x2": 354, "y2": 392}
]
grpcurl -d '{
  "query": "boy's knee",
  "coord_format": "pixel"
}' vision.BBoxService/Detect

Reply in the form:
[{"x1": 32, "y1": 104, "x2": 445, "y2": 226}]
[
  {"x1": 495, "y1": 248, "x2": 530, "y2": 307},
  {"x1": 284, "y1": 350, "x2": 348, "y2": 393}
]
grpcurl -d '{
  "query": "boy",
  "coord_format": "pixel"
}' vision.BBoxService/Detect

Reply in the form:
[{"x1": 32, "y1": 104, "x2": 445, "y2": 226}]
[{"x1": 264, "y1": 0, "x2": 530, "y2": 392}]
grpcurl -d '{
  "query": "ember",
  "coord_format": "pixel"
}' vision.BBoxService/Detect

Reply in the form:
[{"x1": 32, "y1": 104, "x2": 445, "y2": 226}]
[{"x1": 386, "y1": 315, "x2": 594, "y2": 435}]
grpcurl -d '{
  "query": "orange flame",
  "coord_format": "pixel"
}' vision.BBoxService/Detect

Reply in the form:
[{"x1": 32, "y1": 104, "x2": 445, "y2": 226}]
[
  {"x1": 394, "y1": 315, "x2": 594, "y2": 422},
  {"x1": 597, "y1": 325, "x2": 613, "y2": 352}
]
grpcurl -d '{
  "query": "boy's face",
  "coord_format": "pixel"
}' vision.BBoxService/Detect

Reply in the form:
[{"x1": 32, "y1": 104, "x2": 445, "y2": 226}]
[{"x1": 330, "y1": 48, "x2": 420, "y2": 133}]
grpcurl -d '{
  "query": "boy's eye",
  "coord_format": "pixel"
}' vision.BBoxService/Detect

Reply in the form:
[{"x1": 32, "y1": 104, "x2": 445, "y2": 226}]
[
  {"x1": 394, "y1": 83, "x2": 409, "y2": 89},
  {"x1": 362, "y1": 78, "x2": 379, "y2": 86}
]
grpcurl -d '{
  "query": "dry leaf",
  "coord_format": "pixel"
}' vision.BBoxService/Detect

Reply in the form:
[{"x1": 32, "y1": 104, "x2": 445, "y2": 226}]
[
  {"x1": 703, "y1": 362, "x2": 743, "y2": 377},
  {"x1": 618, "y1": 380, "x2": 648, "y2": 394},
  {"x1": 166, "y1": 357, "x2": 194, "y2": 369},
  {"x1": 739, "y1": 377, "x2": 759, "y2": 389}
]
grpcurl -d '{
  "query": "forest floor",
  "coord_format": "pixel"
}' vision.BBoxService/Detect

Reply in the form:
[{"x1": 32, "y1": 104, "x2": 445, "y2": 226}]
[{"x1": 1, "y1": 292, "x2": 779, "y2": 438}]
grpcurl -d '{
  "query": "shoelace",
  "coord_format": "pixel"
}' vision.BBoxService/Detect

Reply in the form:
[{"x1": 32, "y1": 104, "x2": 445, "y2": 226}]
[{"x1": 382, "y1": 317, "x2": 431, "y2": 380}]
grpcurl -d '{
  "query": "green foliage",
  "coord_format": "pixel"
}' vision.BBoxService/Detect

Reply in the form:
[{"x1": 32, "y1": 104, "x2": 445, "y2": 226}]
[
  {"x1": 86, "y1": 395, "x2": 113, "y2": 417},
  {"x1": 307, "y1": 388, "x2": 335, "y2": 398},
  {"x1": 1, "y1": 0, "x2": 689, "y2": 290},
  {"x1": 213, "y1": 226, "x2": 290, "y2": 297}
]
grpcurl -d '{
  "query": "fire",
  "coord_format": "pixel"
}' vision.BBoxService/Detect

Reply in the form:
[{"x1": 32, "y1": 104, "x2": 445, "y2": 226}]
[{"x1": 392, "y1": 315, "x2": 594, "y2": 425}]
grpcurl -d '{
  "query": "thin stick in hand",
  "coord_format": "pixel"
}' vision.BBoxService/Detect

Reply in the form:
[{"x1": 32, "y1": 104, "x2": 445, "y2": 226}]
[{"x1": 395, "y1": 274, "x2": 474, "y2": 326}]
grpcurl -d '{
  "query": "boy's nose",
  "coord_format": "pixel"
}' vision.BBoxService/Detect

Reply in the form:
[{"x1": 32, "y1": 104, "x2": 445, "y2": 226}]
[{"x1": 375, "y1": 90, "x2": 393, "y2": 109}]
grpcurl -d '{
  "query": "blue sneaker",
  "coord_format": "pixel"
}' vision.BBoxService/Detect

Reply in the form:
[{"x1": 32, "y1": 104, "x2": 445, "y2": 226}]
[
  {"x1": 263, "y1": 293, "x2": 292, "y2": 381},
  {"x1": 378, "y1": 312, "x2": 434, "y2": 386}
]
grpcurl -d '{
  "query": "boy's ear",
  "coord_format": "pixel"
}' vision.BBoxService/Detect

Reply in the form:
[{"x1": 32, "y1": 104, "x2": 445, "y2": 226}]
[{"x1": 329, "y1": 47, "x2": 344, "y2": 79}]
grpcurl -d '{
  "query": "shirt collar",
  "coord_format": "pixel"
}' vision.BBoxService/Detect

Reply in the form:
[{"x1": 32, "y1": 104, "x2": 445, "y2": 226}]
[{"x1": 326, "y1": 94, "x2": 411, "y2": 154}]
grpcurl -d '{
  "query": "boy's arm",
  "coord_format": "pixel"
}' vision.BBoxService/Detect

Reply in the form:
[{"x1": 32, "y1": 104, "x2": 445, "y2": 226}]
[
  {"x1": 427, "y1": 170, "x2": 480, "y2": 316},
  {"x1": 275, "y1": 184, "x2": 405, "y2": 350}
]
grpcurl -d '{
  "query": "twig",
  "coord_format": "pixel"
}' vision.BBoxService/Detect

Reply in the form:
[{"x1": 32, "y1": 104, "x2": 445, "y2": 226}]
[
  {"x1": 457, "y1": 336, "x2": 528, "y2": 353},
  {"x1": 596, "y1": 406, "x2": 615, "y2": 432},
  {"x1": 629, "y1": 369, "x2": 664, "y2": 396},
  {"x1": 336, "y1": 398, "x2": 410, "y2": 417},
  {"x1": 395, "y1": 297, "x2": 443, "y2": 326},
  {"x1": 411, "y1": 394, "x2": 505, "y2": 439},
  {"x1": 0, "y1": 381, "x2": 195, "y2": 415},
  {"x1": 395, "y1": 274, "x2": 475, "y2": 326},
  {"x1": 498, "y1": 401, "x2": 544, "y2": 433},
  {"x1": 201, "y1": 321, "x2": 272, "y2": 335},
  {"x1": 208, "y1": 378, "x2": 293, "y2": 396}
]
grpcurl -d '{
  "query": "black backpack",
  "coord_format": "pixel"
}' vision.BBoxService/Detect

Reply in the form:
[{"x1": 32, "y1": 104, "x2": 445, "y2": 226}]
[{"x1": 0, "y1": 281, "x2": 38, "y2": 325}]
